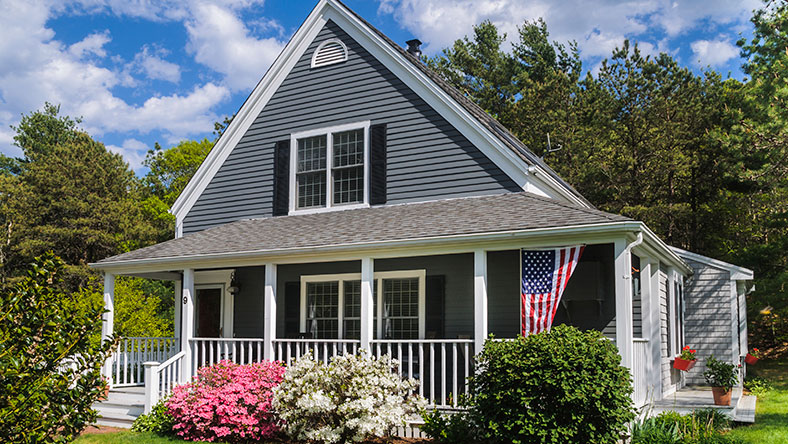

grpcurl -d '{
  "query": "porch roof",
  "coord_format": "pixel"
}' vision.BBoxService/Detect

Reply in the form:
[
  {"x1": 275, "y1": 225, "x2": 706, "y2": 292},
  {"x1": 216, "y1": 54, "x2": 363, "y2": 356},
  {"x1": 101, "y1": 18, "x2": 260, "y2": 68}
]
[{"x1": 95, "y1": 192, "x2": 629, "y2": 268}]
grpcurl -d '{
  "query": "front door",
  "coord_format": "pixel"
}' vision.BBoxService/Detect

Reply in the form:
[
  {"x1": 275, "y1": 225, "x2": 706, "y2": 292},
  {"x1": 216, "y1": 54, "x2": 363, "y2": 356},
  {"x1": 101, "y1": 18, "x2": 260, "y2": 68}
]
[{"x1": 196, "y1": 287, "x2": 222, "y2": 338}]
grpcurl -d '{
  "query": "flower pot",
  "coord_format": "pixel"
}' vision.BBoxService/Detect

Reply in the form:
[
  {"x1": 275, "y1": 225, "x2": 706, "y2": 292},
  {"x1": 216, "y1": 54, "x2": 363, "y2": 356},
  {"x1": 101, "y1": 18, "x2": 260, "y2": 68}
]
[
  {"x1": 673, "y1": 357, "x2": 697, "y2": 371},
  {"x1": 711, "y1": 386, "x2": 732, "y2": 406},
  {"x1": 745, "y1": 353, "x2": 759, "y2": 365}
]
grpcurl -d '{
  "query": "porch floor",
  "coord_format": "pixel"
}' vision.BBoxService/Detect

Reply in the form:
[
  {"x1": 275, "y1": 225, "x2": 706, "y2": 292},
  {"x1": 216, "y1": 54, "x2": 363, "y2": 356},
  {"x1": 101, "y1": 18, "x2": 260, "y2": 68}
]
[{"x1": 651, "y1": 386, "x2": 755, "y2": 423}]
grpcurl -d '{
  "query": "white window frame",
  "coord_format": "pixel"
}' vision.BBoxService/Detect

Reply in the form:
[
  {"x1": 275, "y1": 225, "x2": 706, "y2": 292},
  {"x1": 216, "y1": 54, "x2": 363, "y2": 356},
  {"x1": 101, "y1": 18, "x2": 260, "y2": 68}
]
[
  {"x1": 299, "y1": 270, "x2": 426, "y2": 339},
  {"x1": 289, "y1": 121, "x2": 370, "y2": 215}
]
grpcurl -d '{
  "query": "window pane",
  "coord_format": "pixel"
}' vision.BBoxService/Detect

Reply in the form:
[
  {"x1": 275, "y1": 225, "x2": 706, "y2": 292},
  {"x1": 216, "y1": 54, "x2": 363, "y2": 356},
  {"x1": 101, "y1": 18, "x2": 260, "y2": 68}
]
[
  {"x1": 297, "y1": 171, "x2": 326, "y2": 208},
  {"x1": 333, "y1": 166, "x2": 363, "y2": 204},
  {"x1": 306, "y1": 281, "x2": 338, "y2": 339},
  {"x1": 383, "y1": 277, "x2": 419, "y2": 339},
  {"x1": 297, "y1": 135, "x2": 327, "y2": 172},
  {"x1": 332, "y1": 129, "x2": 364, "y2": 167}
]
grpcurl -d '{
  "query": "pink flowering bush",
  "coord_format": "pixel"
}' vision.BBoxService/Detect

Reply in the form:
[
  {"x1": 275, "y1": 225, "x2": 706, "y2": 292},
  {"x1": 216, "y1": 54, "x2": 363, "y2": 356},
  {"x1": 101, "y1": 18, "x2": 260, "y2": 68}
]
[{"x1": 166, "y1": 360, "x2": 285, "y2": 442}]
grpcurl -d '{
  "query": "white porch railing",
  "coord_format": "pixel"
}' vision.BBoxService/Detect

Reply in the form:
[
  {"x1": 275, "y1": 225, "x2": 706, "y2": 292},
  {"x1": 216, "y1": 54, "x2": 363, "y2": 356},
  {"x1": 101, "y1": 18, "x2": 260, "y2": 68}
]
[
  {"x1": 273, "y1": 339, "x2": 361, "y2": 365},
  {"x1": 188, "y1": 338, "x2": 265, "y2": 372},
  {"x1": 371, "y1": 339, "x2": 474, "y2": 408},
  {"x1": 632, "y1": 338, "x2": 650, "y2": 407},
  {"x1": 111, "y1": 337, "x2": 178, "y2": 386},
  {"x1": 143, "y1": 351, "x2": 187, "y2": 413}
]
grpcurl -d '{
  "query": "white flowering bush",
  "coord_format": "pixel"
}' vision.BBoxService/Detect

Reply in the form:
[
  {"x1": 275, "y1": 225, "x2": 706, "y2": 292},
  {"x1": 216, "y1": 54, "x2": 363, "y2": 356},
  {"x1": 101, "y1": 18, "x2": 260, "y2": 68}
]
[{"x1": 272, "y1": 350, "x2": 425, "y2": 444}]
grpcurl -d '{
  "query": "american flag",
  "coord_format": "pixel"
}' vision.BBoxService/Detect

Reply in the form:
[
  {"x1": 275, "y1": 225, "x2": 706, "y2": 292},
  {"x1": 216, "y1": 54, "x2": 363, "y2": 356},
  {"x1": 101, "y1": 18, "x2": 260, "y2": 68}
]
[{"x1": 521, "y1": 246, "x2": 584, "y2": 335}]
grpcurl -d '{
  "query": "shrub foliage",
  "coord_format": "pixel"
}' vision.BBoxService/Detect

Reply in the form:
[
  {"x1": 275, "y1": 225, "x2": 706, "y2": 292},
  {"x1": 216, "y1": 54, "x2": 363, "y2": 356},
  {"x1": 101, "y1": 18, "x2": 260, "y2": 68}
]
[
  {"x1": 131, "y1": 399, "x2": 174, "y2": 435},
  {"x1": 166, "y1": 360, "x2": 285, "y2": 442},
  {"x1": 272, "y1": 351, "x2": 425, "y2": 444},
  {"x1": 431, "y1": 325, "x2": 635, "y2": 444},
  {"x1": 0, "y1": 253, "x2": 115, "y2": 443}
]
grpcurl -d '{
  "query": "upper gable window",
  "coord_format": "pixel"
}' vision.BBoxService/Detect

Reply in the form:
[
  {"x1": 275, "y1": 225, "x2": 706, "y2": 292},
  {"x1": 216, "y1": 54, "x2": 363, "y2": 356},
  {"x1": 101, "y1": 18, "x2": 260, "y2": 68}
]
[
  {"x1": 311, "y1": 39, "x2": 348, "y2": 68},
  {"x1": 290, "y1": 122, "x2": 370, "y2": 214}
]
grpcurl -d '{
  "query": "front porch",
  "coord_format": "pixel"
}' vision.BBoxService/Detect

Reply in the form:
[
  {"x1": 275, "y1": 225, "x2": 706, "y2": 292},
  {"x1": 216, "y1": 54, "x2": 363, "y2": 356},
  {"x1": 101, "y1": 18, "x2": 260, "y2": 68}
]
[{"x1": 98, "y1": 238, "x2": 673, "y2": 418}]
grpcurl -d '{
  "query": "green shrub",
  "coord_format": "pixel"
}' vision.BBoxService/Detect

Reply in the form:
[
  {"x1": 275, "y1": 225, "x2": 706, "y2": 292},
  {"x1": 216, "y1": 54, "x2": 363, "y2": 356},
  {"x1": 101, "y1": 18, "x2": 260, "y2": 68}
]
[
  {"x1": 131, "y1": 400, "x2": 173, "y2": 435},
  {"x1": 0, "y1": 253, "x2": 115, "y2": 443},
  {"x1": 469, "y1": 325, "x2": 635, "y2": 444},
  {"x1": 420, "y1": 409, "x2": 478, "y2": 444},
  {"x1": 744, "y1": 375, "x2": 772, "y2": 397},
  {"x1": 631, "y1": 410, "x2": 740, "y2": 444},
  {"x1": 692, "y1": 408, "x2": 730, "y2": 431}
]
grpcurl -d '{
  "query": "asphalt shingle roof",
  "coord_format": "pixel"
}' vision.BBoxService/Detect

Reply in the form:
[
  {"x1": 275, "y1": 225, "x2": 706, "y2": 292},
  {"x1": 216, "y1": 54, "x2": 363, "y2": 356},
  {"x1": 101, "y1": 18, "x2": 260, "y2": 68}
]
[{"x1": 97, "y1": 192, "x2": 630, "y2": 265}]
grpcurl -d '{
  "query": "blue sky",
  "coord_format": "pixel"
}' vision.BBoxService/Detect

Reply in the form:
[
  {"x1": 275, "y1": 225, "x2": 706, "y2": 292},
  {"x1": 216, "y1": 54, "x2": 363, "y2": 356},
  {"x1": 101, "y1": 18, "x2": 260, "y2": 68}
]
[{"x1": 0, "y1": 0, "x2": 761, "y2": 174}]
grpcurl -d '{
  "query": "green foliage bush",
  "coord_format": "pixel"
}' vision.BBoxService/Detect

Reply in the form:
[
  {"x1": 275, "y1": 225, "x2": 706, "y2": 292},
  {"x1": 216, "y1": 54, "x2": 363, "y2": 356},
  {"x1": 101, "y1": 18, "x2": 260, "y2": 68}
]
[
  {"x1": 704, "y1": 356, "x2": 739, "y2": 391},
  {"x1": 744, "y1": 375, "x2": 772, "y2": 397},
  {"x1": 0, "y1": 253, "x2": 115, "y2": 443},
  {"x1": 420, "y1": 409, "x2": 478, "y2": 444},
  {"x1": 131, "y1": 400, "x2": 174, "y2": 435},
  {"x1": 423, "y1": 325, "x2": 635, "y2": 444},
  {"x1": 632, "y1": 410, "x2": 741, "y2": 444}
]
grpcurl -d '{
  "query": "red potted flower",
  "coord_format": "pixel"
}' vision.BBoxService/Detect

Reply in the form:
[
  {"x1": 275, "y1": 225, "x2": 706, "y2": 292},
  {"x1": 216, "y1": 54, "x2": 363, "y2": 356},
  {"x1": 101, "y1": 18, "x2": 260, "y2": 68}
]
[
  {"x1": 745, "y1": 348, "x2": 761, "y2": 365},
  {"x1": 673, "y1": 346, "x2": 697, "y2": 371}
]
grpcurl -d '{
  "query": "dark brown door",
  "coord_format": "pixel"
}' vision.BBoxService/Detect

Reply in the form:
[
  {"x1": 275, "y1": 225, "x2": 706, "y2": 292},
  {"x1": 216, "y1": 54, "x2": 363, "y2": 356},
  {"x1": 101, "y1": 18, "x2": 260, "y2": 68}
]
[{"x1": 196, "y1": 288, "x2": 222, "y2": 338}]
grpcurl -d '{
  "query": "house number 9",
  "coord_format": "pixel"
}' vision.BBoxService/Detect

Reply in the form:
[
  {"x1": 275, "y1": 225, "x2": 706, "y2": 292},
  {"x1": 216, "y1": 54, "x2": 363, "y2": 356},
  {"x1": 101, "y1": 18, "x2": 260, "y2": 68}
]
[{"x1": 183, "y1": 297, "x2": 188, "y2": 305}]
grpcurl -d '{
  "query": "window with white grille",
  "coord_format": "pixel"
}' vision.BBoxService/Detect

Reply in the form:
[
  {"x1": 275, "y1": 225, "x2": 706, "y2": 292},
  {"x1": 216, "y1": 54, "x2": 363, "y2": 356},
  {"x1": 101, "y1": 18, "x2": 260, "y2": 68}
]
[{"x1": 311, "y1": 39, "x2": 348, "y2": 68}]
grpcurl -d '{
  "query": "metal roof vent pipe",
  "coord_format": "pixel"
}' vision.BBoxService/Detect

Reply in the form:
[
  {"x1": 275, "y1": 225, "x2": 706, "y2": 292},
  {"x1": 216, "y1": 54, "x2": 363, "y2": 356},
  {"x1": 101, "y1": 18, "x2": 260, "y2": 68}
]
[{"x1": 406, "y1": 39, "x2": 422, "y2": 58}]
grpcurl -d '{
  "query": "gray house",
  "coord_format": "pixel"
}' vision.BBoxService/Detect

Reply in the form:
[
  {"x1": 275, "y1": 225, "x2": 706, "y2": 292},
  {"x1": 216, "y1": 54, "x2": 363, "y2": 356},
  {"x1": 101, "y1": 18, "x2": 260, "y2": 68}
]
[{"x1": 90, "y1": 0, "x2": 754, "y2": 428}]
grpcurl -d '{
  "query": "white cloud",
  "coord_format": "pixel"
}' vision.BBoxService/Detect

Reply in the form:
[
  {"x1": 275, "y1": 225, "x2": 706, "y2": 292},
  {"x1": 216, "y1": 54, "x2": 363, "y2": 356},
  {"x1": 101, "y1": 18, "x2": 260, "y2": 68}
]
[
  {"x1": 184, "y1": 2, "x2": 286, "y2": 91},
  {"x1": 690, "y1": 39, "x2": 740, "y2": 67},
  {"x1": 0, "y1": 1, "x2": 234, "y2": 157},
  {"x1": 378, "y1": 0, "x2": 756, "y2": 63},
  {"x1": 106, "y1": 138, "x2": 149, "y2": 170},
  {"x1": 133, "y1": 46, "x2": 181, "y2": 83},
  {"x1": 68, "y1": 30, "x2": 111, "y2": 59}
]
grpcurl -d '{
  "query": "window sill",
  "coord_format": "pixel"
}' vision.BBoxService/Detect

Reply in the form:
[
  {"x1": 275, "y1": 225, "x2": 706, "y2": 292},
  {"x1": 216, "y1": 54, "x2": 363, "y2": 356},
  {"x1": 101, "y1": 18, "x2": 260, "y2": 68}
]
[{"x1": 289, "y1": 203, "x2": 370, "y2": 216}]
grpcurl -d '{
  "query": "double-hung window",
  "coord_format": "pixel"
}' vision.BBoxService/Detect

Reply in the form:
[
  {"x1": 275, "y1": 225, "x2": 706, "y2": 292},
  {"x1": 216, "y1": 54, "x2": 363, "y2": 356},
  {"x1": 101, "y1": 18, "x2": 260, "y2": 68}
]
[
  {"x1": 300, "y1": 270, "x2": 425, "y2": 340},
  {"x1": 291, "y1": 122, "x2": 370, "y2": 213}
]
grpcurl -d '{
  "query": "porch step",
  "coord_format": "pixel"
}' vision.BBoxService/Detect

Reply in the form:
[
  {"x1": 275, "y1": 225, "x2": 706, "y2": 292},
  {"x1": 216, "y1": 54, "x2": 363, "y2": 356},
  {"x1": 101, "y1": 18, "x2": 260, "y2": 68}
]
[
  {"x1": 733, "y1": 394, "x2": 756, "y2": 423},
  {"x1": 650, "y1": 386, "x2": 755, "y2": 423},
  {"x1": 93, "y1": 387, "x2": 145, "y2": 429}
]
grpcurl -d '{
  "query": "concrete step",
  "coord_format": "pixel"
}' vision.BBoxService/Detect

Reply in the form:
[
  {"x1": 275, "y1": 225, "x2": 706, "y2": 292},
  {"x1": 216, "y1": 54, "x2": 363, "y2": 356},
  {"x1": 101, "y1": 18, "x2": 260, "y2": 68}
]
[
  {"x1": 104, "y1": 391, "x2": 145, "y2": 406},
  {"x1": 94, "y1": 416, "x2": 135, "y2": 429}
]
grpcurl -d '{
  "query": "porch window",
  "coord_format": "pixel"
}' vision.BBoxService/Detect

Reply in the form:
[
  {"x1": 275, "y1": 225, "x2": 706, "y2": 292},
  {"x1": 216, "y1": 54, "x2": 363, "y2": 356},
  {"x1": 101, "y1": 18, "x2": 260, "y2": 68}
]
[
  {"x1": 291, "y1": 122, "x2": 369, "y2": 213},
  {"x1": 300, "y1": 271, "x2": 425, "y2": 339},
  {"x1": 305, "y1": 282, "x2": 339, "y2": 339}
]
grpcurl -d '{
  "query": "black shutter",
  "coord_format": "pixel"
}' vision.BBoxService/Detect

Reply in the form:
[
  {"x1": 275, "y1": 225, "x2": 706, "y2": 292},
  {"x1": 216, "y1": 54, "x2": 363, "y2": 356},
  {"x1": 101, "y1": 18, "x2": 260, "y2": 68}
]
[
  {"x1": 369, "y1": 124, "x2": 387, "y2": 205},
  {"x1": 284, "y1": 281, "x2": 300, "y2": 338},
  {"x1": 425, "y1": 275, "x2": 445, "y2": 338},
  {"x1": 273, "y1": 140, "x2": 290, "y2": 216}
]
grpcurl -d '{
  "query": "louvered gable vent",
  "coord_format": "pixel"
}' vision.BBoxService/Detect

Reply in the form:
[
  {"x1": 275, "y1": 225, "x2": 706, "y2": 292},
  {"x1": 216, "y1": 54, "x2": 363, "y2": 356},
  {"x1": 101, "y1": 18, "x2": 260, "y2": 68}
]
[{"x1": 311, "y1": 38, "x2": 348, "y2": 68}]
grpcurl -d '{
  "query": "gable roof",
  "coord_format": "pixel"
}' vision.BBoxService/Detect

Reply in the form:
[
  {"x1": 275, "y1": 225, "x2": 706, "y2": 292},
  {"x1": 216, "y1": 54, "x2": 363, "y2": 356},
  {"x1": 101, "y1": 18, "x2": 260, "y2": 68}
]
[
  {"x1": 670, "y1": 247, "x2": 754, "y2": 281},
  {"x1": 169, "y1": 0, "x2": 591, "y2": 236},
  {"x1": 97, "y1": 192, "x2": 627, "y2": 269}
]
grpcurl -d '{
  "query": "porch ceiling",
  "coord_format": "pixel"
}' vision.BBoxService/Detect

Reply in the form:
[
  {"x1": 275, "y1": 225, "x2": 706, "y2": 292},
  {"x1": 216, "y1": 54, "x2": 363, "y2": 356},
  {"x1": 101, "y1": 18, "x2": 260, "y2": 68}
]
[{"x1": 93, "y1": 192, "x2": 630, "y2": 269}]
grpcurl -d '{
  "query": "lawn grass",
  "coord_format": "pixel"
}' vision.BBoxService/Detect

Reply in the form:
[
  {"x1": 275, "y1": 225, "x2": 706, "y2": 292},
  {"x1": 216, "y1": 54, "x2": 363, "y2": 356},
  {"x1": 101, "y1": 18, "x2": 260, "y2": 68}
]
[
  {"x1": 727, "y1": 356, "x2": 788, "y2": 444},
  {"x1": 74, "y1": 430, "x2": 184, "y2": 443}
]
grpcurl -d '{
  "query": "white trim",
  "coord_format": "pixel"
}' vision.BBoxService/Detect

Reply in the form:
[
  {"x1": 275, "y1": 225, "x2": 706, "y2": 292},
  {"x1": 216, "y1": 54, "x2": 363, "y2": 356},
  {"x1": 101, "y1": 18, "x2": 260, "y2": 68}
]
[
  {"x1": 263, "y1": 264, "x2": 277, "y2": 360},
  {"x1": 298, "y1": 269, "x2": 426, "y2": 339},
  {"x1": 289, "y1": 120, "x2": 371, "y2": 215},
  {"x1": 169, "y1": 0, "x2": 590, "y2": 232},
  {"x1": 669, "y1": 246, "x2": 753, "y2": 280},
  {"x1": 473, "y1": 250, "x2": 488, "y2": 353},
  {"x1": 311, "y1": 38, "x2": 348, "y2": 68},
  {"x1": 730, "y1": 280, "x2": 739, "y2": 363},
  {"x1": 194, "y1": 284, "x2": 228, "y2": 338},
  {"x1": 614, "y1": 238, "x2": 633, "y2": 369}
]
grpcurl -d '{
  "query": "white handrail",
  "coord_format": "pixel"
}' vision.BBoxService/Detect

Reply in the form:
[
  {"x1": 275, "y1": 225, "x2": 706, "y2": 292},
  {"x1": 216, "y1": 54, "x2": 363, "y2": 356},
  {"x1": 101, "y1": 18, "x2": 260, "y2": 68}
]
[
  {"x1": 144, "y1": 350, "x2": 187, "y2": 414},
  {"x1": 371, "y1": 339, "x2": 474, "y2": 409},
  {"x1": 111, "y1": 336, "x2": 178, "y2": 387}
]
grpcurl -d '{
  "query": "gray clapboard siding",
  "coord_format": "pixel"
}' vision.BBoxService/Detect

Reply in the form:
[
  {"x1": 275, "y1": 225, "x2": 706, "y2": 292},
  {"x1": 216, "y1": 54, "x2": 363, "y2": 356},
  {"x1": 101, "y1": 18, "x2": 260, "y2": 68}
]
[
  {"x1": 183, "y1": 20, "x2": 520, "y2": 234},
  {"x1": 682, "y1": 258, "x2": 735, "y2": 385}
]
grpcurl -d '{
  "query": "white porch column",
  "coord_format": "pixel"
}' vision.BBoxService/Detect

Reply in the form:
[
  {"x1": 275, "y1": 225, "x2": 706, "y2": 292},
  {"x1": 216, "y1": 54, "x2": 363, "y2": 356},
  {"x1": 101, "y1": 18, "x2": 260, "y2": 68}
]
[
  {"x1": 360, "y1": 257, "x2": 374, "y2": 350},
  {"x1": 474, "y1": 249, "x2": 488, "y2": 354},
  {"x1": 181, "y1": 269, "x2": 195, "y2": 381},
  {"x1": 263, "y1": 264, "x2": 277, "y2": 361},
  {"x1": 174, "y1": 282, "x2": 182, "y2": 346},
  {"x1": 640, "y1": 259, "x2": 662, "y2": 396},
  {"x1": 102, "y1": 272, "x2": 115, "y2": 382},
  {"x1": 614, "y1": 239, "x2": 634, "y2": 369}
]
